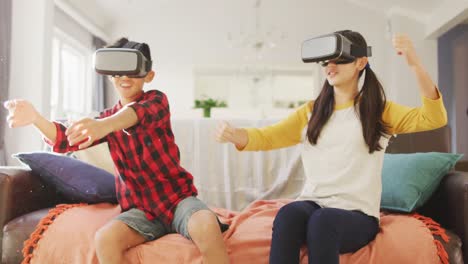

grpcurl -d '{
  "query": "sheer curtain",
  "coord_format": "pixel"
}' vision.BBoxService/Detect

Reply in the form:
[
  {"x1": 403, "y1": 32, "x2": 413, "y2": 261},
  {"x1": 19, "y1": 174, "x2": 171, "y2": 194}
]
[
  {"x1": 92, "y1": 36, "x2": 107, "y2": 112},
  {"x1": 0, "y1": 0, "x2": 12, "y2": 165},
  {"x1": 171, "y1": 118, "x2": 305, "y2": 211}
]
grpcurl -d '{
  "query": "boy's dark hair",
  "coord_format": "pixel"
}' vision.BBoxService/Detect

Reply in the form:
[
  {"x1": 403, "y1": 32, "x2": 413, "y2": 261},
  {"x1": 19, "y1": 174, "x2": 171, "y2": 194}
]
[
  {"x1": 107, "y1": 37, "x2": 152, "y2": 63},
  {"x1": 306, "y1": 30, "x2": 389, "y2": 154}
]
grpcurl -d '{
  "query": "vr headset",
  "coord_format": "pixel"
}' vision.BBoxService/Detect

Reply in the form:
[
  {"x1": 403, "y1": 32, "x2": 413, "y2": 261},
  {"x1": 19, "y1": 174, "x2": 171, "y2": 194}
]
[
  {"x1": 93, "y1": 42, "x2": 152, "y2": 78},
  {"x1": 301, "y1": 33, "x2": 372, "y2": 65}
]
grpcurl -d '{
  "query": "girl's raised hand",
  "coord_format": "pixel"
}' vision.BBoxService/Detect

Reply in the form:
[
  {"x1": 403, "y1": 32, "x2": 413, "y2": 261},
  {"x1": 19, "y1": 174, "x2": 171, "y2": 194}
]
[{"x1": 392, "y1": 34, "x2": 421, "y2": 67}]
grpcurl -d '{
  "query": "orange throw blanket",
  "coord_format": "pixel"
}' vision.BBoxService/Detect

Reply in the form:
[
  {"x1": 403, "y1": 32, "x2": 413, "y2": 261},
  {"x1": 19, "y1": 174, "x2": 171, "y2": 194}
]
[{"x1": 22, "y1": 200, "x2": 448, "y2": 264}]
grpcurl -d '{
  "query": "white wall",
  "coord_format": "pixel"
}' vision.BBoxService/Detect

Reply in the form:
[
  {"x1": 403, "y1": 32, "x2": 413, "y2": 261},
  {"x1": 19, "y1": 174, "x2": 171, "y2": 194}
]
[
  {"x1": 426, "y1": 0, "x2": 468, "y2": 39},
  {"x1": 104, "y1": 1, "x2": 387, "y2": 113},
  {"x1": 104, "y1": 0, "x2": 437, "y2": 113},
  {"x1": 6, "y1": 0, "x2": 54, "y2": 165},
  {"x1": 5, "y1": 0, "x2": 441, "y2": 165},
  {"x1": 54, "y1": 6, "x2": 93, "y2": 50}
]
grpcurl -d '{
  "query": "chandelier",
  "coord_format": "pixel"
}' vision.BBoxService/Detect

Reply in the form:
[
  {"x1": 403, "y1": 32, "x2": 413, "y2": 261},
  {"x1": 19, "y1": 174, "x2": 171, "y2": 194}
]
[{"x1": 227, "y1": 0, "x2": 287, "y2": 61}]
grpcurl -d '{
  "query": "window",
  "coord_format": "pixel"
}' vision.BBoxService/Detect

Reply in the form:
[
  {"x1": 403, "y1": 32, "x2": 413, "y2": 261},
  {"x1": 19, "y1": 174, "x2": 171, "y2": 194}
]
[
  {"x1": 50, "y1": 28, "x2": 92, "y2": 120},
  {"x1": 194, "y1": 67, "x2": 318, "y2": 118}
]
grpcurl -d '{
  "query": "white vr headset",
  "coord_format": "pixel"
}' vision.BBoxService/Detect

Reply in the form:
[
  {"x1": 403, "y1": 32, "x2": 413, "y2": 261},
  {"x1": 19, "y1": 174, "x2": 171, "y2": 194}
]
[
  {"x1": 93, "y1": 41, "x2": 152, "y2": 78},
  {"x1": 301, "y1": 33, "x2": 372, "y2": 65}
]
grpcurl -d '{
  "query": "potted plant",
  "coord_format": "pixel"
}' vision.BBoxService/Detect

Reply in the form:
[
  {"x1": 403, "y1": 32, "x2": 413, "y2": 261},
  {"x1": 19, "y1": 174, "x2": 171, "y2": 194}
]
[{"x1": 194, "y1": 97, "x2": 228, "y2": 118}]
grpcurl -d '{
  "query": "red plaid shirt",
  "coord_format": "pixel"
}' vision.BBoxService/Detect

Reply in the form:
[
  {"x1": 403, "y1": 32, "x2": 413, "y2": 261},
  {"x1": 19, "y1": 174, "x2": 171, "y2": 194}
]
[{"x1": 48, "y1": 90, "x2": 198, "y2": 227}]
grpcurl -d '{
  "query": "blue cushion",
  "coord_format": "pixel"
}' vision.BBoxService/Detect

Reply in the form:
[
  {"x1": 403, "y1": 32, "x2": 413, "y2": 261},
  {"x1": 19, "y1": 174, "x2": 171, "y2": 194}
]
[
  {"x1": 14, "y1": 152, "x2": 117, "y2": 204},
  {"x1": 381, "y1": 152, "x2": 463, "y2": 213}
]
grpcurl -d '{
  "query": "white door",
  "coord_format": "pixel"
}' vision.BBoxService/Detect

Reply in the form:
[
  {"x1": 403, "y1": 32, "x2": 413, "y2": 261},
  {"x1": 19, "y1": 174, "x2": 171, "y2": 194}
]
[{"x1": 453, "y1": 29, "x2": 468, "y2": 160}]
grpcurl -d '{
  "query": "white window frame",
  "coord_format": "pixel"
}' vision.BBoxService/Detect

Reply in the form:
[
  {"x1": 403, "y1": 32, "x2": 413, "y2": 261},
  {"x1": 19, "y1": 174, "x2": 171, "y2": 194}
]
[
  {"x1": 50, "y1": 27, "x2": 93, "y2": 121},
  {"x1": 193, "y1": 66, "x2": 320, "y2": 119}
]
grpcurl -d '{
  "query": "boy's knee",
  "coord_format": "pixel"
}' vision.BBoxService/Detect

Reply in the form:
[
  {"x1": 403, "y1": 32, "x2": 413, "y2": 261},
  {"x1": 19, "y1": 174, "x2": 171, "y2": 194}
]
[
  {"x1": 188, "y1": 210, "x2": 219, "y2": 237},
  {"x1": 94, "y1": 227, "x2": 111, "y2": 250},
  {"x1": 94, "y1": 225, "x2": 123, "y2": 252}
]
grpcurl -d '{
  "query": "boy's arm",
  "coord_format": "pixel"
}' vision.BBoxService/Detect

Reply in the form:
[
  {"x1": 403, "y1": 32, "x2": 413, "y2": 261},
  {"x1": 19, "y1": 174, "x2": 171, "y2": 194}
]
[
  {"x1": 4, "y1": 99, "x2": 57, "y2": 142},
  {"x1": 33, "y1": 114, "x2": 58, "y2": 143},
  {"x1": 3, "y1": 99, "x2": 112, "y2": 152},
  {"x1": 67, "y1": 90, "x2": 169, "y2": 149},
  {"x1": 66, "y1": 107, "x2": 138, "y2": 149}
]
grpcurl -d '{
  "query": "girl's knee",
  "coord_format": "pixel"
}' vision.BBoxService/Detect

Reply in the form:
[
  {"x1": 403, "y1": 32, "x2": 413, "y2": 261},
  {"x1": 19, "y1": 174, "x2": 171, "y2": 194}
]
[
  {"x1": 274, "y1": 203, "x2": 308, "y2": 226},
  {"x1": 307, "y1": 210, "x2": 339, "y2": 239},
  {"x1": 276, "y1": 204, "x2": 298, "y2": 220},
  {"x1": 310, "y1": 208, "x2": 332, "y2": 221}
]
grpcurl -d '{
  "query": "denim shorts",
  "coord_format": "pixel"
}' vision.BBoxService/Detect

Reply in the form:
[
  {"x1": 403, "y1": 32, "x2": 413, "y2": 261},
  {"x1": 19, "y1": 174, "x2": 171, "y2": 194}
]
[{"x1": 115, "y1": 196, "x2": 229, "y2": 241}]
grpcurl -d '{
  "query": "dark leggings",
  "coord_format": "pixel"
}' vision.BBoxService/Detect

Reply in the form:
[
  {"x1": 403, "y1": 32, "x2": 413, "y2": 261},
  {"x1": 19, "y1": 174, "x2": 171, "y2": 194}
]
[{"x1": 269, "y1": 201, "x2": 379, "y2": 264}]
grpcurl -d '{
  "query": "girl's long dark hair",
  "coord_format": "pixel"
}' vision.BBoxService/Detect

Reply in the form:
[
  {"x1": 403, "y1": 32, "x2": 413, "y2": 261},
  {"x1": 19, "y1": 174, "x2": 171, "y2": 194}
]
[{"x1": 306, "y1": 30, "x2": 389, "y2": 153}]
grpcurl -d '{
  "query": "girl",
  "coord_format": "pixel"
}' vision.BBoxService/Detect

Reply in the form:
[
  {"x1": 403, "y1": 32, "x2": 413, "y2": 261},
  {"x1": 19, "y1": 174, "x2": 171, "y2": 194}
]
[{"x1": 215, "y1": 30, "x2": 447, "y2": 263}]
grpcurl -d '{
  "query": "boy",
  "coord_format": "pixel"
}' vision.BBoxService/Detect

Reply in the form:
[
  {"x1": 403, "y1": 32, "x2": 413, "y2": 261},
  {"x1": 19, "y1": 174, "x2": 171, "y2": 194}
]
[{"x1": 4, "y1": 38, "x2": 229, "y2": 264}]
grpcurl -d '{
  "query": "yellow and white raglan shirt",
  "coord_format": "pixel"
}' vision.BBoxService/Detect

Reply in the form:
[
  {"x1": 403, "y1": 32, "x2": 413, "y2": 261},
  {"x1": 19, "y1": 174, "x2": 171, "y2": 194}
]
[{"x1": 242, "y1": 91, "x2": 447, "y2": 219}]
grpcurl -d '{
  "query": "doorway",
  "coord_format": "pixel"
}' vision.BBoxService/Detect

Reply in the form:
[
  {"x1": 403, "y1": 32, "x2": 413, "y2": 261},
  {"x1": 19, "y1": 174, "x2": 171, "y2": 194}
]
[{"x1": 438, "y1": 24, "x2": 468, "y2": 160}]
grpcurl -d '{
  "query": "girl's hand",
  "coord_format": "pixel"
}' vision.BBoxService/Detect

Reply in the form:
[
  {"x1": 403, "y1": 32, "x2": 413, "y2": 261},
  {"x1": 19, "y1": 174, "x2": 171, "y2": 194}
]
[
  {"x1": 215, "y1": 121, "x2": 237, "y2": 144},
  {"x1": 215, "y1": 121, "x2": 249, "y2": 149},
  {"x1": 3, "y1": 99, "x2": 39, "y2": 128},
  {"x1": 392, "y1": 34, "x2": 421, "y2": 67}
]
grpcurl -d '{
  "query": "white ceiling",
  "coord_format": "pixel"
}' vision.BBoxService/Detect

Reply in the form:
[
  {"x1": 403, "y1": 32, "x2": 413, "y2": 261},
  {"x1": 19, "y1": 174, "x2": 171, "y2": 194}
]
[
  {"x1": 62, "y1": 0, "x2": 446, "y2": 31},
  {"x1": 346, "y1": 0, "x2": 442, "y2": 15}
]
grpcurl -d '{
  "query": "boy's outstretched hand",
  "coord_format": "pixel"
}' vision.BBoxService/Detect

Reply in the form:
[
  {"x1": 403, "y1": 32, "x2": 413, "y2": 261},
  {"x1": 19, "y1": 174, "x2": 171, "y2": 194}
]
[
  {"x1": 4, "y1": 99, "x2": 39, "y2": 128},
  {"x1": 65, "y1": 118, "x2": 111, "y2": 149}
]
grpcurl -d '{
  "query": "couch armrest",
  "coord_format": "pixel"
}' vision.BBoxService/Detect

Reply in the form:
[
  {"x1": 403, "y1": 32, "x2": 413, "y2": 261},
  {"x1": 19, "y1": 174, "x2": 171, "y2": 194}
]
[
  {"x1": 0, "y1": 167, "x2": 61, "y2": 263},
  {"x1": 0, "y1": 167, "x2": 65, "y2": 227},
  {"x1": 0, "y1": 167, "x2": 69, "y2": 263},
  {"x1": 419, "y1": 170, "x2": 468, "y2": 261},
  {"x1": 455, "y1": 160, "x2": 468, "y2": 172}
]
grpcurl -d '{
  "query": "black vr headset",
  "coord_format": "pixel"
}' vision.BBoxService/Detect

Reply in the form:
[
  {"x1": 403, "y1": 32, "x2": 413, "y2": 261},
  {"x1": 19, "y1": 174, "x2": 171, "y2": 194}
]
[
  {"x1": 301, "y1": 33, "x2": 372, "y2": 66},
  {"x1": 93, "y1": 41, "x2": 152, "y2": 78}
]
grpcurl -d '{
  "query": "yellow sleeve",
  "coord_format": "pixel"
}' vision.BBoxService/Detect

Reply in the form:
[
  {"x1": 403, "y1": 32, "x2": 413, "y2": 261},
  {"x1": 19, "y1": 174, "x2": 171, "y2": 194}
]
[
  {"x1": 383, "y1": 89, "x2": 448, "y2": 135},
  {"x1": 242, "y1": 101, "x2": 313, "y2": 151}
]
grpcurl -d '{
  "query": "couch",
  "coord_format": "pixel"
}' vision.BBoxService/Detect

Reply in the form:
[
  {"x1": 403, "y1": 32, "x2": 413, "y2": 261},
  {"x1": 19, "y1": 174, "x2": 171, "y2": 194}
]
[{"x1": 1, "y1": 125, "x2": 467, "y2": 264}]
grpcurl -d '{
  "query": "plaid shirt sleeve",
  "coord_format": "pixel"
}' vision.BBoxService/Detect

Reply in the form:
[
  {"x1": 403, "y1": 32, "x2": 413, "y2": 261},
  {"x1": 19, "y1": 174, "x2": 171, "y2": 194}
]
[
  {"x1": 125, "y1": 90, "x2": 170, "y2": 131},
  {"x1": 44, "y1": 121, "x2": 107, "y2": 153}
]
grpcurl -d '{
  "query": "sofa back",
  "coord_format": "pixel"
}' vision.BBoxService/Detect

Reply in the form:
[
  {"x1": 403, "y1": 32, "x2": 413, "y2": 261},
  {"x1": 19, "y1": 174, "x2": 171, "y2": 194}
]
[
  {"x1": 386, "y1": 126, "x2": 451, "y2": 153},
  {"x1": 397, "y1": 126, "x2": 468, "y2": 262}
]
